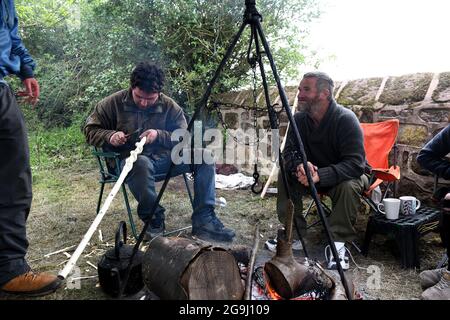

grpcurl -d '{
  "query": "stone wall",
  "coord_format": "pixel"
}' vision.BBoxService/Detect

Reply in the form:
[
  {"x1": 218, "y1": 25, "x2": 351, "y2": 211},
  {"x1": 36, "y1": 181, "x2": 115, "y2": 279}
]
[{"x1": 211, "y1": 72, "x2": 450, "y2": 197}]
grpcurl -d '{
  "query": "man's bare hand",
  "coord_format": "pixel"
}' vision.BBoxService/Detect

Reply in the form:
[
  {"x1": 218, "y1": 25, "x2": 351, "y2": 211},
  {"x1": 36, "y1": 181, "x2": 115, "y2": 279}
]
[
  {"x1": 17, "y1": 78, "x2": 40, "y2": 107},
  {"x1": 296, "y1": 162, "x2": 319, "y2": 186},
  {"x1": 140, "y1": 129, "x2": 158, "y2": 144},
  {"x1": 109, "y1": 131, "x2": 127, "y2": 146}
]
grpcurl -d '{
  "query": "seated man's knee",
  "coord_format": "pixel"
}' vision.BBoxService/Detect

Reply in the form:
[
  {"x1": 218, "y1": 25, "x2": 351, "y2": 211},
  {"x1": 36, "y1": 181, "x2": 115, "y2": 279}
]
[
  {"x1": 131, "y1": 155, "x2": 154, "y2": 176},
  {"x1": 335, "y1": 179, "x2": 364, "y2": 195},
  {"x1": 201, "y1": 149, "x2": 216, "y2": 166}
]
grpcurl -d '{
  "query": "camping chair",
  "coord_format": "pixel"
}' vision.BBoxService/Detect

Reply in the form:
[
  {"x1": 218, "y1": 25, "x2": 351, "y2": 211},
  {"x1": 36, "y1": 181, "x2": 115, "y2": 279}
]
[
  {"x1": 303, "y1": 119, "x2": 401, "y2": 240},
  {"x1": 92, "y1": 147, "x2": 194, "y2": 239},
  {"x1": 359, "y1": 119, "x2": 401, "y2": 211}
]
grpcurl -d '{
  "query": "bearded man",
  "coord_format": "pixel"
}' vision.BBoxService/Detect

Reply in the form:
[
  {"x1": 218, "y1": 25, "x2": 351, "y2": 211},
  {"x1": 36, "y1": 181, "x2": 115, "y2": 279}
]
[{"x1": 265, "y1": 72, "x2": 369, "y2": 271}]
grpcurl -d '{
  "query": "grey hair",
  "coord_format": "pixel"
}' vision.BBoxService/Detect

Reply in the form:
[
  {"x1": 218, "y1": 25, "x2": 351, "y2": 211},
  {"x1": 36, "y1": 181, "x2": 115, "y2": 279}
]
[{"x1": 303, "y1": 71, "x2": 335, "y2": 101}]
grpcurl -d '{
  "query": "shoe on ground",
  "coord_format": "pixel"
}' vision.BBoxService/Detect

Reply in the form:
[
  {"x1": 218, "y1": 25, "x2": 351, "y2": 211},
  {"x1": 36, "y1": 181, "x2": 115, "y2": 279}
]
[
  {"x1": 264, "y1": 237, "x2": 303, "y2": 253},
  {"x1": 192, "y1": 217, "x2": 235, "y2": 242},
  {"x1": 0, "y1": 271, "x2": 62, "y2": 297},
  {"x1": 420, "y1": 268, "x2": 446, "y2": 290},
  {"x1": 144, "y1": 219, "x2": 165, "y2": 240},
  {"x1": 325, "y1": 243, "x2": 350, "y2": 271},
  {"x1": 421, "y1": 270, "x2": 450, "y2": 300}
]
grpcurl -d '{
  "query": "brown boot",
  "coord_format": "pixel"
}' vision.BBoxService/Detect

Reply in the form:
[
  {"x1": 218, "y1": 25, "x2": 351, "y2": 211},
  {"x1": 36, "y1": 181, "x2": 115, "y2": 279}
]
[{"x1": 1, "y1": 271, "x2": 62, "y2": 297}]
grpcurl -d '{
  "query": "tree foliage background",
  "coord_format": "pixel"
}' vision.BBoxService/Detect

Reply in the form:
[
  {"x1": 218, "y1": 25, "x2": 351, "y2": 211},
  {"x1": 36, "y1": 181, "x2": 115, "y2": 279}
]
[{"x1": 13, "y1": 0, "x2": 322, "y2": 130}]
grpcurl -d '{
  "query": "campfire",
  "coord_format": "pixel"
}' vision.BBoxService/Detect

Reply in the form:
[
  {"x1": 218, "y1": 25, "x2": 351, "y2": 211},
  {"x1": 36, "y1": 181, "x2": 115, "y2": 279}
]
[
  {"x1": 136, "y1": 201, "x2": 355, "y2": 300},
  {"x1": 137, "y1": 235, "x2": 344, "y2": 300},
  {"x1": 251, "y1": 266, "x2": 332, "y2": 300}
]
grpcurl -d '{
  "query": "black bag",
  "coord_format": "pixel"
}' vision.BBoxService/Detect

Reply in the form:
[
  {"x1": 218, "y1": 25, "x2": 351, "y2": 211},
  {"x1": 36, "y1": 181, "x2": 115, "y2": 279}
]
[{"x1": 97, "y1": 221, "x2": 144, "y2": 297}]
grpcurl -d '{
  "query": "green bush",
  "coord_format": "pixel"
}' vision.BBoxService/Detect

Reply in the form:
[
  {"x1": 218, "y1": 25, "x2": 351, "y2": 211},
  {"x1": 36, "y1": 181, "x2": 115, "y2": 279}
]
[{"x1": 28, "y1": 121, "x2": 91, "y2": 170}]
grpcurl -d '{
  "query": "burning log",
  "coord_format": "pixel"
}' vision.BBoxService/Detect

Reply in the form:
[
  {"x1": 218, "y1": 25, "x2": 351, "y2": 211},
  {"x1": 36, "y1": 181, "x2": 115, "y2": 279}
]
[{"x1": 142, "y1": 237, "x2": 244, "y2": 300}]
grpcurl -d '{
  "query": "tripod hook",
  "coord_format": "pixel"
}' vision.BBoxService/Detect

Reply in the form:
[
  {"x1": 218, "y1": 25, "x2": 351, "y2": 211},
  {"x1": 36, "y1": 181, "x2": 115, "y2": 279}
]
[
  {"x1": 251, "y1": 164, "x2": 263, "y2": 194},
  {"x1": 244, "y1": 0, "x2": 262, "y2": 23}
]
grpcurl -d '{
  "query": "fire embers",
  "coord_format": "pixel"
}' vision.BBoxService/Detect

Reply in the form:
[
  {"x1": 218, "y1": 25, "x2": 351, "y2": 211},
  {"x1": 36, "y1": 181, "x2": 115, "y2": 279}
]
[
  {"x1": 261, "y1": 230, "x2": 335, "y2": 300},
  {"x1": 252, "y1": 262, "x2": 335, "y2": 300}
]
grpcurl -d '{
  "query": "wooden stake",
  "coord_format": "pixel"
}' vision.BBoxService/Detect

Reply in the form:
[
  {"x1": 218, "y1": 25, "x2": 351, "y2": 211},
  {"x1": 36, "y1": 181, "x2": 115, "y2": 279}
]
[
  {"x1": 244, "y1": 224, "x2": 260, "y2": 300},
  {"x1": 260, "y1": 90, "x2": 299, "y2": 199}
]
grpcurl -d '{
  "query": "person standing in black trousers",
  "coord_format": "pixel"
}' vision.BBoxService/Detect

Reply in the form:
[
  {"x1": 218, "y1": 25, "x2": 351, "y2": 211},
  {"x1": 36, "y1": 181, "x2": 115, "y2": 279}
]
[
  {"x1": 417, "y1": 124, "x2": 450, "y2": 300},
  {"x1": 0, "y1": 0, "x2": 61, "y2": 296}
]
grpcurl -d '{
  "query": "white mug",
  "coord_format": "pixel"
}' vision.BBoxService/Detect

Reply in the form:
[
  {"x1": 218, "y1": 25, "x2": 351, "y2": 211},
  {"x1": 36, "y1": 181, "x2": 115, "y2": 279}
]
[
  {"x1": 377, "y1": 198, "x2": 401, "y2": 220},
  {"x1": 399, "y1": 196, "x2": 421, "y2": 215}
]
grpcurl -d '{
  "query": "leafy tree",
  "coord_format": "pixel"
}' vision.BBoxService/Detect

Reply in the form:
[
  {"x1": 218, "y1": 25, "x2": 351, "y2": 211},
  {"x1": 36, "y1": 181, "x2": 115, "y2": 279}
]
[{"x1": 16, "y1": 0, "x2": 322, "y2": 127}]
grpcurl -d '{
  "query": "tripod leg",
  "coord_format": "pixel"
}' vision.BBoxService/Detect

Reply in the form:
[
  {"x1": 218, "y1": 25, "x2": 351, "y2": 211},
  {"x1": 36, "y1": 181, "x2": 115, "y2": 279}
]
[
  {"x1": 254, "y1": 20, "x2": 353, "y2": 300},
  {"x1": 248, "y1": 23, "x2": 309, "y2": 258}
]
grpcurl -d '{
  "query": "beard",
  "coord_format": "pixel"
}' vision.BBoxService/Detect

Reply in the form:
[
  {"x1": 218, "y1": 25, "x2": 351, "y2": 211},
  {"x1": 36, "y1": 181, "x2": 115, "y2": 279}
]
[{"x1": 298, "y1": 95, "x2": 320, "y2": 114}]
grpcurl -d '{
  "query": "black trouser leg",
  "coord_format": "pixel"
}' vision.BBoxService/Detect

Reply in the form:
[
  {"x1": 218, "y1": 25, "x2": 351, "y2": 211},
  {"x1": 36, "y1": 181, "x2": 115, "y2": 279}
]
[
  {"x1": 441, "y1": 212, "x2": 450, "y2": 271},
  {"x1": 0, "y1": 84, "x2": 32, "y2": 286}
]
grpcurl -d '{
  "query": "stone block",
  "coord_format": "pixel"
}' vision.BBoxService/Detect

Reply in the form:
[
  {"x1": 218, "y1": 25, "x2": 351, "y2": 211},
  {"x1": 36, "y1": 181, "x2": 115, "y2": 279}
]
[
  {"x1": 419, "y1": 108, "x2": 450, "y2": 123},
  {"x1": 224, "y1": 112, "x2": 239, "y2": 129},
  {"x1": 432, "y1": 72, "x2": 450, "y2": 103},
  {"x1": 337, "y1": 77, "x2": 383, "y2": 106},
  {"x1": 379, "y1": 73, "x2": 433, "y2": 105},
  {"x1": 398, "y1": 124, "x2": 428, "y2": 146}
]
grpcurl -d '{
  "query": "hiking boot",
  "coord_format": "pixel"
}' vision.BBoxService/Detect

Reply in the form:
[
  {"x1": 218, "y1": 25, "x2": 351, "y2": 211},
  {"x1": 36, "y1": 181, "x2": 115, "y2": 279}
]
[
  {"x1": 144, "y1": 219, "x2": 165, "y2": 240},
  {"x1": 325, "y1": 242, "x2": 350, "y2": 271},
  {"x1": 192, "y1": 217, "x2": 235, "y2": 242},
  {"x1": 1, "y1": 271, "x2": 62, "y2": 297},
  {"x1": 421, "y1": 270, "x2": 450, "y2": 300},
  {"x1": 264, "y1": 237, "x2": 303, "y2": 253},
  {"x1": 420, "y1": 268, "x2": 446, "y2": 290}
]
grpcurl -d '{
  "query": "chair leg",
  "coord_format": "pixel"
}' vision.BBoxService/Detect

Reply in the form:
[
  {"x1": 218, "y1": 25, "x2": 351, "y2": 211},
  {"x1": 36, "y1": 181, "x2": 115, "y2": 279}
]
[
  {"x1": 183, "y1": 173, "x2": 194, "y2": 209},
  {"x1": 305, "y1": 200, "x2": 331, "y2": 230},
  {"x1": 97, "y1": 182, "x2": 105, "y2": 214},
  {"x1": 362, "y1": 216, "x2": 375, "y2": 256},
  {"x1": 122, "y1": 185, "x2": 138, "y2": 240},
  {"x1": 303, "y1": 199, "x2": 315, "y2": 219}
]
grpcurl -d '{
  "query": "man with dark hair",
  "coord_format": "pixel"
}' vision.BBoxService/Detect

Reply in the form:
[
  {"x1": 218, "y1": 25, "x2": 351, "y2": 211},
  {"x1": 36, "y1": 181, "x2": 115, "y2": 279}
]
[
  {"x1": 0, "y1": 0, "x2": 62, "y2": 296},
  {"x1": 266, "y1": 71, "x2": 368, "y2": 271},
  {"x1": 84, "y1": 62, "x2": 235, "y2": 242},
  {"x1": 417, "y1": 125, "x2": 450, "y2": 300}
]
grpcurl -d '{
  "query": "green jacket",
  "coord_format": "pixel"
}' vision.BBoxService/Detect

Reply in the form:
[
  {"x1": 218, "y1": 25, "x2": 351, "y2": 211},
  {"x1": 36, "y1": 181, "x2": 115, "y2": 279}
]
[{"x1": 84, "y1": 89, "x2": 187, "y2": 160}]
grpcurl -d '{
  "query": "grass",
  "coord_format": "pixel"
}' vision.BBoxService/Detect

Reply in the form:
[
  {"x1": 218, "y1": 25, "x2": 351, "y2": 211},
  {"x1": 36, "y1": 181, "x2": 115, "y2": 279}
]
[{"x1": 2, "y1": 127, "x2": 445, "y2": 300}]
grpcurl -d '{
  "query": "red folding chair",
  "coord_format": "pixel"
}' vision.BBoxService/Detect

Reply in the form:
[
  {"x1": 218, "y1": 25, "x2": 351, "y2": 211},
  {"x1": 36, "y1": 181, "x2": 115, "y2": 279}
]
[
  {"x1": 304, "y1": 119, "x2": 401, "y2": 229},
  {"x1": 360, "y1": 119, "x2": 400, "y2": 212}
]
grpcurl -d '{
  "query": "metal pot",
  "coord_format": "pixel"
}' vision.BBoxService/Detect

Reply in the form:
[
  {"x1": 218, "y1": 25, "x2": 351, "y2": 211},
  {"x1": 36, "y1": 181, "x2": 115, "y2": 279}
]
[{"x1": 97, "y1": 221, "x2": 144, "y2": 297}]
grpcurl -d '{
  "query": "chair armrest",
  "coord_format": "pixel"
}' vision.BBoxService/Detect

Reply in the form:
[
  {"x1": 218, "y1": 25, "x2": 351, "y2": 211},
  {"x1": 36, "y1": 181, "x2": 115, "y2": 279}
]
[
  {"x1": 371, "y1": 165, "x2": 400, "y2": 182},
  {"x1": 92, "y1": 150, "x2": 121, "y2": 158},
  {"x1": 364, "y1": 166, "x2": 400, "y2": 196}
]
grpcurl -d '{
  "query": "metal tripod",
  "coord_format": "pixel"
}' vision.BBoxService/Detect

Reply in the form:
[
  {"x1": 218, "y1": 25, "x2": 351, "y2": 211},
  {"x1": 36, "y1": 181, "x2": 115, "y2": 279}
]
[{"x1": 120, "y1": 0, "x2": 353, "y2": 299}]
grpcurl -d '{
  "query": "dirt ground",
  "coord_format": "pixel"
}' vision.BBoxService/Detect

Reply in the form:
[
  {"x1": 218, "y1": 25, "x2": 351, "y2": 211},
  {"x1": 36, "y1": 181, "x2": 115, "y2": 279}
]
[{"x1": 1, "y1": 164, "x2": 446, "y2": 300}]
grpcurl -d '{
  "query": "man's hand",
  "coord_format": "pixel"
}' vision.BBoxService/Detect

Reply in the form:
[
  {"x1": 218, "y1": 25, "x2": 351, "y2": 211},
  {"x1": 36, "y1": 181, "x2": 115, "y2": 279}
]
[
  {"x1": 140, "y1": 129, "x2": 158, "y2": 144},
  {"x1": 17, "y1": 78, "x2": 40, "y2": 107},
  {"x1": 109, "y1": 131, "x2": 127, "y2": 146},
  {"x1": 296, "y1": 161, "x2": 319, "y2": 186}
]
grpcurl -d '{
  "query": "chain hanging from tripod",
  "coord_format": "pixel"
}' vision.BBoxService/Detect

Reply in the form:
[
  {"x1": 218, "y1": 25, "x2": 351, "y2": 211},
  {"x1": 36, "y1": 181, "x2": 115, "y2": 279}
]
[{"x1": 247, "y1": 26, "x2": 263, "y2": 195}]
